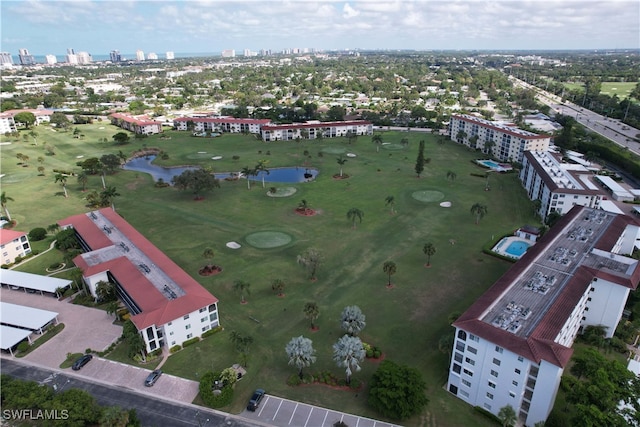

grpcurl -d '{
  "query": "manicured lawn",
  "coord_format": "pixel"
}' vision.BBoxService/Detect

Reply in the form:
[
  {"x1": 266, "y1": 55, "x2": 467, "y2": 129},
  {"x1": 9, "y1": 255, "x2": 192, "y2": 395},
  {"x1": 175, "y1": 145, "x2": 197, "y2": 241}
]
[
  {"x1": 600, "y1": 81, "x2": 637, "y2": 99},
  {"x1": 1, "y1": 123, "x2": 539, "y2": 426}
]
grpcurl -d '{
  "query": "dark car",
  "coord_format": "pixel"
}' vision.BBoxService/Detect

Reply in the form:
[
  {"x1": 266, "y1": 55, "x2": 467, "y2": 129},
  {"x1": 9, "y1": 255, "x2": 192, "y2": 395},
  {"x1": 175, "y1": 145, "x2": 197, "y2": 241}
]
[
  {"x1": 71, "y1": 354, "x2": 93, "y2": 371},
  {"x1": 144, "y1": 369, "x2": 162, "y2": 387},
  {"x1": 246, "y1": 388, "x2": 265, "y2": 412}
]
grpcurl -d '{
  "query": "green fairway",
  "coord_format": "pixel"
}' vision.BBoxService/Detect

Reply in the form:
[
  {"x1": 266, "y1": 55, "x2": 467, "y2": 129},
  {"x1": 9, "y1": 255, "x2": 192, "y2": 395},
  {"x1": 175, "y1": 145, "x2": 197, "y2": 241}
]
[
  {"x1": 600, "y1": 81, "x2": 637, "y2": 99},
  {"x1": 3, "y1": 123, "x2": 540, "y2": 426}
]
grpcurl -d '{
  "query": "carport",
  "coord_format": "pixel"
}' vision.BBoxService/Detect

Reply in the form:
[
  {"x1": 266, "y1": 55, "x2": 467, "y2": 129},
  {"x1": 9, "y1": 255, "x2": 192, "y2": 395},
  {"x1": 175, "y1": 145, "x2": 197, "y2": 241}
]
[
  {"x1": 0, "y1": 301, "x2": 59, "y2": 334},
  {"x1": 0, "y1": 325, "x2": 33, "y2": 356},
  {"x1": 0, "y1": 269, "x2": 73, "y2": 296}
]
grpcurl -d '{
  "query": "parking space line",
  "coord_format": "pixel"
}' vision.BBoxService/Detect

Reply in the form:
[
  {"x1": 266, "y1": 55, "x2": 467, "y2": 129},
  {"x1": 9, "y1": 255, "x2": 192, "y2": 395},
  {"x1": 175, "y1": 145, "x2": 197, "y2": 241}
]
[
  {"x1": 288, "y1": 402, "x2": 299, "y2": 425},
  {"x1": 257, "y1": 396, "x2": 270, "y2": 417},
  {"x1": 303, "y1": 406, "x2": 313, "y2": 427},
  {"x1": 272, "y1": 398, "x2": 284, "y2": 420},
  {"x1": 321, "y1": 409, "x2": 329, "y2": 426},
  {"x1": 356, "y1": 416, "x2": 360, "y2": 427}
]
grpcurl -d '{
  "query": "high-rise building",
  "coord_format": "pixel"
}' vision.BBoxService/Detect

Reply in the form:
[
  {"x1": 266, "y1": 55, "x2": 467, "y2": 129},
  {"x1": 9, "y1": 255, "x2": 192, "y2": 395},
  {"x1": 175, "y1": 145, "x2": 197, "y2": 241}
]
[
  {"x1": 110, "y1": 50, "x2": 122, "y2": 63},
  {"x1": 147, "y1": 52, "x2": 158, "y2": 60},
  {"x1": 0, "y1": 52, "x2": 14, "y2": 65},
  {"x1": 136, "y1": 50, "x2": 145, "y2": 61},
  {"x1": 221, "y1": 49, "x2": 235, "y2": 58},
  {"x1": 18, "y1": 48, "x2": 36, "y2": 65},
  {"x1": 66, "y1": 48, "x2": 77, "y2": 64},
  {"x1": 45, "y1": 55, "x2": 58, "y2": 65},
  {"x1": 77, "y1": 52, "x2": 92, "y2": 64},
  {"x1": 165, "y1": 51, "x2": 175, "y2": 60}
]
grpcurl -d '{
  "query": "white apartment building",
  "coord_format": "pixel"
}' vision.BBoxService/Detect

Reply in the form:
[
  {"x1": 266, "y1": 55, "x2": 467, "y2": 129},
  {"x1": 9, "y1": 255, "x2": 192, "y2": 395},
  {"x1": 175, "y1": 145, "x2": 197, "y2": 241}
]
[
  {"x1": 173, "y1": 117, "x2": 271, "y2": 134},
  {"x1": 45, "y1": 55, "x2": 58, "y2": 65},
  {"x1": 0, "y1": 230, "x2": 32, "y2": 265},
  {"x1": 221, "y1": 49, "x2": 235, "y2": 58},
  {"x1": 166, "y1": 51, "x2": 175, "y2": 60},
  {"x1": 260, "y1": 120, "x2": 373, "y2": 142},
  {"x1": 58, "y1": 209, "x2": 220, "y2": 353},
  {"x1": 3, "y1": 109, "x2": 53, "y2": 126},
  {"x1": 0, "y1": 52, "x2": 14, "y2": 65},
  {"x1": 0, "y1": 113, "x2": 17, "y2": 134},
  {"x1": 136, "y1": 50, "x2": 145, "y2": 61},
  {"x1": 449, "y1": 114, "x2": 551, "y2": 162},
  {"x1": 520, "y1": 151, "x2": 603, "y2": 221},
  {"x1": 448, "y1": 206, "x2": 640, "y2": 426},
  {"x1": 109, "y1": 113, "x2": 163, "y2": 135}
]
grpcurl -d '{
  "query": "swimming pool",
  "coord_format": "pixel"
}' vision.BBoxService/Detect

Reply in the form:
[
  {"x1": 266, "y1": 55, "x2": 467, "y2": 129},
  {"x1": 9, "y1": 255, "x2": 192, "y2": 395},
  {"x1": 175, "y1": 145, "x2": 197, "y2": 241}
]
[
  {"x1": 491, "y1": 236, "x2": 532, "y2": 259},
  {"x1": 476, "y1": 160, "x2": 513, "y2": 172},
  {"x1": 505, "y1": 240, "x2": 531, "y2": 257}
]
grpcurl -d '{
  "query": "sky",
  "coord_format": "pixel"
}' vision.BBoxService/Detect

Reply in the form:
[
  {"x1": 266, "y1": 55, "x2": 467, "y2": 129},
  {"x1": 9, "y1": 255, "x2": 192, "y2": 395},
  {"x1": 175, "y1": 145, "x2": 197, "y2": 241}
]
[{"x1": 1, "y1": 0, "x2": 639, "y2": 56}]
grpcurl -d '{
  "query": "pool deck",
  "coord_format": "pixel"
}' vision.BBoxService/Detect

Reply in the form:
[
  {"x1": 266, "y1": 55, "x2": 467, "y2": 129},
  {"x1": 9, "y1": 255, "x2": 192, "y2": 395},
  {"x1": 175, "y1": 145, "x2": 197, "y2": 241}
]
[{"x1": 492, "y1": 236, "x2": 532, "y2": 259}]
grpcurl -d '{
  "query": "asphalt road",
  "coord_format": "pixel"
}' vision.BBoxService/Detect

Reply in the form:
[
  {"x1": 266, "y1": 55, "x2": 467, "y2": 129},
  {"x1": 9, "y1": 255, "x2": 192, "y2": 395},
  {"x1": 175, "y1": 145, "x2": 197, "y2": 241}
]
[{"x1": 1, "y1": 359, "x2": 266, "y2": 427}]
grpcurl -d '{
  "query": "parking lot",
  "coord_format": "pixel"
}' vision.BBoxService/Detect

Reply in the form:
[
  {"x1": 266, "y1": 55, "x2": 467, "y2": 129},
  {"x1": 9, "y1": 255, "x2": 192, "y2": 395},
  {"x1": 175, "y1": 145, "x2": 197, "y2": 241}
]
[{"x1": 242, "y1": 394, "x2": 400, "y2": 427}]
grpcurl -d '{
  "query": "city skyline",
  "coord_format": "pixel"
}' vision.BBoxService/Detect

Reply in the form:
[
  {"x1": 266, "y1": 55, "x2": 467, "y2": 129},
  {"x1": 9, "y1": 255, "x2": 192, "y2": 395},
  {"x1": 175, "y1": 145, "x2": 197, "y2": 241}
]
[{"x1": 1, "y1": 0, "x2": 638, "y2": 57}]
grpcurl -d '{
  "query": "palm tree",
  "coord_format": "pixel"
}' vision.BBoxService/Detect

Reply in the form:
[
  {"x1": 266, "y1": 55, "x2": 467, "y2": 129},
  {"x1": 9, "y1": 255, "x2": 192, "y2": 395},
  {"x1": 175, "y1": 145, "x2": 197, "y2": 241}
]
[
  {"x1": 332, "y1": 334, "x2": 365, "y2": 385},
  {"x1": 336, "y1": 156, "x2": 348, "y2": 177},
  {"x1": 341, "y1": 305, "x2": 366, "y2": 336},
  {"x1": 383, "y1": 261, "x2": 397, "y2": 287},
  {"x1": 423, "y1": 242, "x2": 436, "y2": 267},
  {"x1": 54, "y1": 173, "x2": 68, "y2": 198},
  {"x1": 303, "y1": 302, "x2": 320, "y2": 330},
  {"x1": 470, "y1": 203, "x2": 488, "y2": 225},
  {"x1": 229, "y1": 331, "x2": 254, "y2": 367},
  {"x1": 271, "y1": 278, "x2": 285, "y2": 296},
  {"x1": 28, "y1": 130, "x2": 38, "y2": 145},
  {"x1": 1, "y1": 191, "x2": 14, "y2": 221},
  {"x1": 497, "y1": 405, "x2": 517, "y2": 427},
  {"x1": 385, "y1": 195, "x2": 395, "y2": 214},
  {"x1": 77, "y1": 171, "x2": 89, "y2": 191},
  {"x1": 285, "y1": 336, "x2": 317, "y2": 379},
  {"x1": 347, "y1": 207, "x2": 364, "y2": 229},
  {"x1": 446, "y1": 170, "x2": 457, "y2": 182},
  {"x1": 234, "y1": 280, "x2": 251, "y2": 304},
  {"x1": 297, "y1": 248, "x2": 323, "y2": 280},
  {"x1": 400, "y1": 137, "x2": 409, "y2": 148},
  {"x1": 202, "y1": 247, "x2": 215, "y2": 270},
  {"x1": 100, "y1": 186, "x2": 120, "y2": 209},
  {"x1": 240, "y1": 166, "x2": 256, "y2": 190},
  {"x1": 372, "y1": 134, "x2": 383, "y2": 152},
  {"x1": 297, "y1": 199, "x2": 310, "y2": 214},
  {"x1": 106, "y1": 301, "x2": 120, "y2": 318},
  {"x1": 255, "y1": 159, "x2": 270, "y2": 188}
]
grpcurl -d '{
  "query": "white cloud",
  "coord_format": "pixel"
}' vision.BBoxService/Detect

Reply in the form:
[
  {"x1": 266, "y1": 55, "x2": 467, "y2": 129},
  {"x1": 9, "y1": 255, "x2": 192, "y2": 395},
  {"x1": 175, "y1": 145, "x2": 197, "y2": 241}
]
[{"x1": 342, "y1": 3, "x2": 360, "y2": 18}]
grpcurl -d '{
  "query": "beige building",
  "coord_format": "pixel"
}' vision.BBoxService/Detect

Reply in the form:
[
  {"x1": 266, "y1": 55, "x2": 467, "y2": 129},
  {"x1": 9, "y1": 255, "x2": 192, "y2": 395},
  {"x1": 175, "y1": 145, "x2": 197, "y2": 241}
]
[{"x1": 1, "y1": 230, "x2": 31, "y2": 265}]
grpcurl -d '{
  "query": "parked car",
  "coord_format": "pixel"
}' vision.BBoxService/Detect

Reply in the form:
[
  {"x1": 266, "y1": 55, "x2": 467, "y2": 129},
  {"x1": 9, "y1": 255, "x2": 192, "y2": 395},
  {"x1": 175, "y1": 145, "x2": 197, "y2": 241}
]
[
  {"x1": 246, "y1": 388, "x2": 265, "y2": 412},
  {"x1": 71, "y1": 354, "x2": 93, "y2": 371},
  {"x1": 144, "y1": 369, "x2": 162, "y2": 387}
]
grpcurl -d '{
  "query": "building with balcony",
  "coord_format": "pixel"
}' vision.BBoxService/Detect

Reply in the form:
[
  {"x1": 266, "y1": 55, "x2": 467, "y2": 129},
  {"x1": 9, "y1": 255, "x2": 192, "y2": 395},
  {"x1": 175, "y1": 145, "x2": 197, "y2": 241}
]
[
  {"x1": 449, "y1": 114, "x2": 551, "y2": 162},
  {"x1": 0, "y1": 112, "x2": 17, "y2": 134},
  {"x1": 58, "y1": 208, "x2": 220, "y2": 353},
  {"x1": 173, "y1": 117, "x2": 271, "y2": 134},
  {"x1": 0, "y1": 230, "x2": 32, "y2": 265},
  {"x1": 109, "y1": 113, "x2": 163, "y2": 135},
  {"x1": 260, "y1": 120, "x2": 373, "y2": 142},
  {"x1": 520, "y1": 151, "x2": 604, "y2": 221},
  {"x1": 447, "y1": 205, "x2": 640, "y2": 425},
  {"x1": 3, "y1": 109, "x2": 53, "y2": 126}
]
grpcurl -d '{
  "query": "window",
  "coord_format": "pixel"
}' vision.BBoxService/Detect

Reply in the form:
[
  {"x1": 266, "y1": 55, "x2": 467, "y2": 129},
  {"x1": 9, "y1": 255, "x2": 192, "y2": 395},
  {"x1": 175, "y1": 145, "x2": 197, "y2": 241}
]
[
  {"x1": 199, "y1": 307, "x2": 206, "y2": 313},
  {"x1": 457, "y1": 330, "x2": 467, "y2": 341},
  {"x1": 183, "y1": 315, "x2": 190, "y2": 320},
  {"x1": 201, "y1": 317, "x2": 207, "y2": 323},
  {"x1": 465, "y1": 357, "x2": 475, "y2": 366},
  {"x1": 455, "y1": 352, "x2": 463, "y2": 363},
  {"x1": 490, "y1": 370, "x2": 498, "y2": 377},
  {"x1": 515, "y1": 368, "x2": 521, "y2": 374},
  {"x1": 470, "y1": 334, "x2": 479, "y2": 342},
  {"x1": 169, "y1": 331, "x2": 174, "y2": 336},
  {"x1": 463, "y1": 368, "x2": 473, "y2": 377},
  {"x1": 168, "y1": 321, "x2": 172, "y2": 326},
  {"x1": 517, "y1": 356, "x2": 524, "y2": 362},
  {"x1": 486, "y1": 392, "x2": 494, "y2": 400},
  {"x1": 462, "y1": 379, "x2": 471, "y2": 387},
  {"x1": 484, "y1": 403, "x2": 491, "y2": 411},
  {"x1": 468, "y1": 346, "x2": 477, "y2": 355},
  {"x1": 185, "y1": 324, "x2": 191, "y2": 330},
  {"x1": 171, "y1": 341, "x2": 176, "y2": 346},
  {"x1": 488, "y1": 382, "x2": 496, "y2": 389},
  {"x1": 509, "y1": 391, "x2": 516, "y2": 398},
  {"x1": 456, "y1": 341, "x2": 465, "y2": 352},
  {"x1": 453, "y1": 363, "x2": 461, "y2": 374},
  {"x1": 495, "y1": 346, "x2": 503, "y2": 353},
  {"x1": 460, "y1": 390, "x2": 469, "y2": 398},
  {"x1": 512, "y1": 380, "x2": 518, "y2": 386},
  {"x1": 492, "y1": 358, "x2": 501, "y2": 366},
  {"x1": 186, "y1": 333, "x2": 192, "y2": 339}
]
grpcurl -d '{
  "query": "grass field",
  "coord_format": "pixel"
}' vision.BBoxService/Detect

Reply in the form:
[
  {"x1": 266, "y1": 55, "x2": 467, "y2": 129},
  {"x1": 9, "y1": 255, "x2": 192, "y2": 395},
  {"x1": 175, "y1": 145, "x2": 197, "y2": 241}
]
[
  {"x1": 562, "y1": 81, "x2": 637, "y2": 99},
  {"x1": 2, "y1": 123, "x2": 540, "y2": 426}
]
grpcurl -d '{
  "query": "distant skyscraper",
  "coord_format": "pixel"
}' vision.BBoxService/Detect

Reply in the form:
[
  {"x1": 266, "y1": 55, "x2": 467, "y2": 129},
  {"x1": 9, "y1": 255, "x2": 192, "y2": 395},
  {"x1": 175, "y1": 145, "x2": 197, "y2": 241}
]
[
  {"x1": 18, "y1": 48, "x2": 36, "y2": 65},
  {"x1": 165, "y1": 51, "x2": 174, "y2": 60},
  {"x1": 77, "y1": 52, "x2": 92, "y2": 64},
  {"x1": 0, "y1": 52, "x2": 14, "y2": 65},
  {"x1": 110, "y1": 50, "x2": 122, "y2": 63},
  {"x1": 67, "y1": 48, "x2": 75, "y2": 55},
  {"x1": 221, "y1": 49, "x2": 235, "y2": 58},
  {"x1": 45, "y1": 55, "x2": 57, "y2": 65},
  {"x1": 136, "y1": 50, "x2": 145, "y2": 61},
  {"x1": 147, "y1": 52, "x2": 158, "y2": 60},
  {"x1": 66, "y1": 48, "x2": 78, "y2": 64}
]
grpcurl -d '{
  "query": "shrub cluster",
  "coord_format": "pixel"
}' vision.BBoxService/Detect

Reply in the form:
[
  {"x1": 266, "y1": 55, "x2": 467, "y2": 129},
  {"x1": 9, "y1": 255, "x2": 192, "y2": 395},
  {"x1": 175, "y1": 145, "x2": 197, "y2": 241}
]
[
  {"x1": 199, "y1": 371, "x2": 234, "y2": 408},
  {"x1": 169, "y1": 345, "x2": 182, "y2": 354},
  {"x1": 201, "y1": 326, "x2": 223, "y2": 338},
  {"x1": 182, "y1": 337, "x2": 200, "y2": 347}
]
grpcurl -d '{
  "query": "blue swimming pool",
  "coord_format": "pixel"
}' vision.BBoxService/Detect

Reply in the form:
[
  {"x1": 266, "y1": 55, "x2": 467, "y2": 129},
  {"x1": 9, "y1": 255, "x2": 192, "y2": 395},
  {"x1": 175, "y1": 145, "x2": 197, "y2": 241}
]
[
  {"x1": 476, "y1": 159, "x2": 513, "y2": 172},
  {"x1": 505, "y1": 241, "x2": 531, "y2": 257},
  {"x1": 124, "y1": 156, "x2": 318, "y2": 183}
]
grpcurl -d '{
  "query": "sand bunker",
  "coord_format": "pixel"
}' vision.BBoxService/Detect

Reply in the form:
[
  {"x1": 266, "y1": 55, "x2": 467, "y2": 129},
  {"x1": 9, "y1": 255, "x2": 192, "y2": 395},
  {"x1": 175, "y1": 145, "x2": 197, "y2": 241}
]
[
  {"x1": 440, "y1": 201, "x2": 452, "y2": 207},
  {"x1": 226, "y1": 242, "x2": 241, "y2": 249}
]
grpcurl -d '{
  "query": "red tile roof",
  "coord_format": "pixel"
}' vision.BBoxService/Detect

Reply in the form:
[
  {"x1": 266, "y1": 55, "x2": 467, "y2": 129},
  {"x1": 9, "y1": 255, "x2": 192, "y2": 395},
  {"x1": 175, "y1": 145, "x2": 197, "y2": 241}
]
[
  {"x1": 0, "y1": 229, "x2": 27, "y2": 246},
  {"x1": 261, "y1": 120, "x2": 372, "y2": 131},
  {"x1": 452, "y1": 114, "x2": 549, "y2": 140},
  {"x1": 109, "y1": 113, "x2": 162, "y2": 126},
  {"x1": 59, "y1": 208, "x2": 217, "y2": 330}
]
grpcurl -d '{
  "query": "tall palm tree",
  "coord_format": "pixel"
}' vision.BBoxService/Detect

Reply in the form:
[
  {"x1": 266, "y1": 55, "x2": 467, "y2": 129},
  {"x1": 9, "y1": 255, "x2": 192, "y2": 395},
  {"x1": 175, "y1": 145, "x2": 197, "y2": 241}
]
[
  {"x1": 202, "y1": 247, "x2": 215, "y2": 268},
  {"x1": 383, "y1": 261, "x2": 397, "y2": 287},
  {"x1": 297, "y1": 247, "x2": 322, "y2": 280},
  {"x1": 241, "y1": 166, "x2": 256, "y2": 190},
  {"x1": 372, "y1": 134, "x2": 383, "y2": 152},
  {"x1": 1, "y1": 191, "x2": 14, "y2": 221},
  {"x1": 470, "y1": 203, "x2": 488, "y2": 225},
  {"x1": 347, "y1": 208, "x2": 364, "y2": 229},
  {"x1": 446, "y1": 170, "x2": 457, "y2": 182},
  {"x1": 100, "y1": 186, "x2": 120, "y2": 209},
  {"x1": 497, "y1": 405, "x2": 517, "y2": 427},
  {"x1": 332, "y1": 334, "x2": 365, "y2": 385},
  {"x1": 54, "y1": 173, "x2": 68, "y2": 198},
  {"x1": 336, "y1": 156, "x2": 348, "y2": 177},
  {"x1": 423, "y1": 242, "x2": 436, "y2": 267},
  {"x1": 285, "y1": 336, "x2": 317, "y2": 379},
  {"x1": 77, "y1": 171, "x2": 89, "y2": 191},
  {"x1": 255, "y1": 159, "x2": 270, "y2": 188},
  {"x1": 234, "y1": 280, "x2": 251, "y2": 304},
  {"x1": 385, "y1": 195, "x2": 395, "y2": 214},
  {"x1": 303, "y1": 302, "x2": 320, "y2": 330}
]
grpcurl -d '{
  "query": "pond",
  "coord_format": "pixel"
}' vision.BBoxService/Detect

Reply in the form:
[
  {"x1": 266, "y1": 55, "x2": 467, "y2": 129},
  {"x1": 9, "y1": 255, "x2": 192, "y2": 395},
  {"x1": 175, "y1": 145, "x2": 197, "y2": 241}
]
[{"x1": 123, "y1": 155, "x2": 319, "y2": 184}]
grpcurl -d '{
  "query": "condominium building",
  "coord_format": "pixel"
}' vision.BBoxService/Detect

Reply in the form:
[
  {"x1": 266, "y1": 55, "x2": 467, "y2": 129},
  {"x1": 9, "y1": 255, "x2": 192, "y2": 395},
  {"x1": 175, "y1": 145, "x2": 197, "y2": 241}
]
[
  {"x1": 173, "y1": 117, "x2": 271, "y2": 134},
  {"x1": 136, "y1": 50, "x2": 145, "y2": 61},
  {"x1": 166, "y1": 51, "x2": 175, "y2": 60},
  {"x1": 45, "y1": 55, "x2": 58, "y2": 65},
  {"x1": 260, "y1": 120, "x2": 373, "y2": 142},
  {"x1": 110, "y1": 50, "x2": 122, "y2": 63},
  {"x1": 0, "y1": 52, "x2": 14, "y2": 65},
  {"x1": 0, "y1": 230, "x2": 31, "y2": 265},
  {"x1": 3, "y1": 109, "x2": 53, "y2": 126},
  {"x1": 66, "y1": 48, "x2": 78, "y2": 65},
  {"x1": 447, "y1": 205, "x2": 640, "y2": 425},
  {"x1": 109, "y1": 113, "x2": 163, "y2": 135},
  {"x1": 449, "y1": 114, "x2": 551, "y2": 162},
  {"x1": 520, "y1": 151, "x2": 603, "y2": 221},
  {"x1": 18, "y1": 48, "x2": 36, "y2": 66},
  {"x1": 221, "y1": 49, "x2": 235, "y2": 58},
  {"x1": 76, "y1": 52, "x2": 92, "y2": 64},
  {"x1": 147, "y1": 53, "x2": 158, "y2": 60},
  {"x1": 0, "y1": 113, "x2": 17, "y2": 134},
  {"x1": 58, "y1": 208, "x2": 220, "y2": 353}
]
